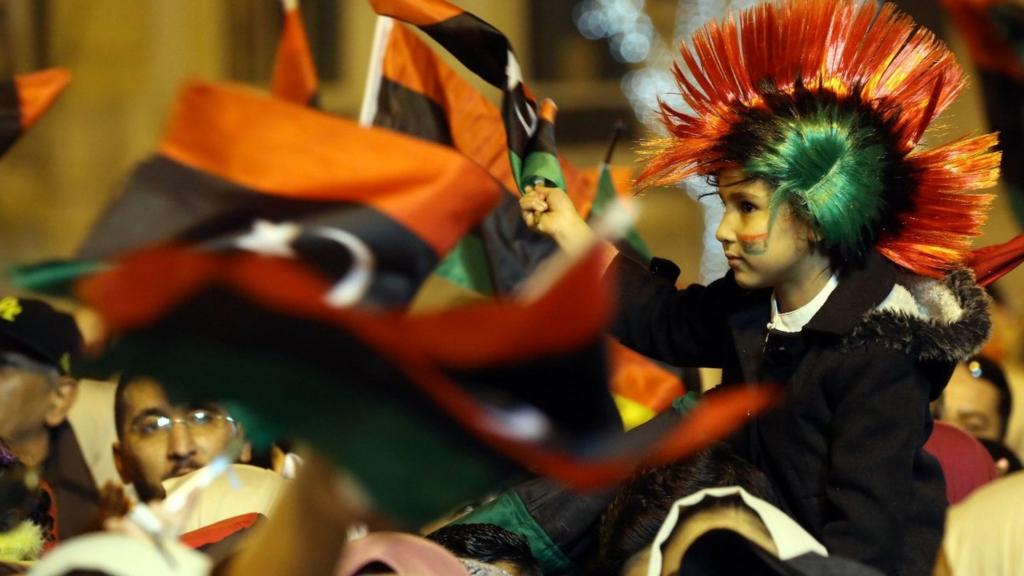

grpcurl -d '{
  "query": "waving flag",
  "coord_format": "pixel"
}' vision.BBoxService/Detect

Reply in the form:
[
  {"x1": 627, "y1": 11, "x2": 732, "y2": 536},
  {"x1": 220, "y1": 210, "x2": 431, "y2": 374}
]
[
  {"x1": 367, "y1": 0, "x2": 565, "y2": 193},
  {"x1": 0, "y1": 68, "x2": 70, "y2": 159},
  {"x1": 73, "y1": 81, "x2": 503, "y2": 306},
  {"x1": 366, "y1": 21, "x2": 557, "y2": 294},
  {"x1": 75, "y1": 245, "x2": 775, "y2": 525},
  {"x1": 589, "y1": 127, "x2": 651, "y2": 264},
  {"x1": 368, "y1": 21, "x2": 652, "y2": 288},
  {"x1": 365, "y1": 20, "x2": 676, "y2": 427},
  {"x1": 271, "y1": 0, "x2": 319, "y2": 105}
]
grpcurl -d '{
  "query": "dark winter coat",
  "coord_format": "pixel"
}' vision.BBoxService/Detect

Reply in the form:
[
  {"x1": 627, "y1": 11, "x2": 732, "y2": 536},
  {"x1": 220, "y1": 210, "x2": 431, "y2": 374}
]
[{"x1": 609, "y1": 250, "x2": 991, "y2": 576}]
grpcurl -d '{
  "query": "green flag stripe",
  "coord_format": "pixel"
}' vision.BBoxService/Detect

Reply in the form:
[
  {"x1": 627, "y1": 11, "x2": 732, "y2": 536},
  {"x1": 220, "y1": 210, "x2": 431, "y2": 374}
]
[
  {"x1": 7, "y1": 260, "x2": 111, "y2": 297},
  {"x1": 520, "y1": 150, "x2": 566, "y2": 193},
  {"x1": 589, "y1": 165, "x2": 651, "y2": 260},
  {"x1": 434, "y1": 233, "x2": 495, "y2": 294},
  {"x1": 453, "y1": 491, "x2": 573, "y2": 574}
]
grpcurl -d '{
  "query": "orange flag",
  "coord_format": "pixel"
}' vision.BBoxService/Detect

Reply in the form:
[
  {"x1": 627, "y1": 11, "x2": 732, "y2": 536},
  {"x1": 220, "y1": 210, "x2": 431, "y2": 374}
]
[
  {"x1": 271, "y1": 0, "x2": 319, "y2": 105},
  {"x1": 1, "y1": 67, "x2": 70, "y2": 158}
]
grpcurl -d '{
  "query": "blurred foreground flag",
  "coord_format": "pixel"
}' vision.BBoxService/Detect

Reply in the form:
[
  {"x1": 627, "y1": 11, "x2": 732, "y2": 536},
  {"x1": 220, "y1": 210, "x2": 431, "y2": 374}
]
[
  {"x1": 75, "y1": 246, "x2": 775, "y2": 525},
  {"x1": 271, "y1": 0, "x2": 319, "y2": 105},
  {"x1": 0, "y1": 67, "x2": 70, "y2": 159},
  {"x1": 72, "y1": 81, "x2": 502, "y2": 306}
]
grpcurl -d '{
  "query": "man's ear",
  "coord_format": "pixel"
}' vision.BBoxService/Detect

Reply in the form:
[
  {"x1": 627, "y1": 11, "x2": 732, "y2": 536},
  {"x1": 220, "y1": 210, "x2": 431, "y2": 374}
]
[
  {"x1": 44, "y1": 376, "x2": 78, "y2": 427},
  {"x1": 112, "y1": 440, "x2": 132, "y2": 484},
  {"x1": 240, "y1": 441, "x2": 252, "y2": 464}
]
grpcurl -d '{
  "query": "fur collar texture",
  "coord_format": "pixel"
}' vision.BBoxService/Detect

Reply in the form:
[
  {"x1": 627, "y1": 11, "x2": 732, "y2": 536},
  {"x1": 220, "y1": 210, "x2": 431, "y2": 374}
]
[{"x1": 842, "y1": 269, "x2": 991, "y2": 363}]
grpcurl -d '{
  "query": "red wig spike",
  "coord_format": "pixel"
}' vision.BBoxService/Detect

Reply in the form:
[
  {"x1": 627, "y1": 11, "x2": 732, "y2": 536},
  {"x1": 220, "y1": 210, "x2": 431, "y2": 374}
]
[
  {"x1": 638, "y1": 0, "x2": 999, "y2": 277},
  {"x1": 878, "y1": 134, "x2": 1001, "y2": 276}
]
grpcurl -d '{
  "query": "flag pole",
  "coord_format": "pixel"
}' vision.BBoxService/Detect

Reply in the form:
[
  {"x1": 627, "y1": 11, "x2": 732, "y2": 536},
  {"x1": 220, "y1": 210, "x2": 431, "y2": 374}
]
[
  {"x1": 358, "y1": 15, "x2": 394, "y2": 127},
  {"x1": 602, "y1": 120, "x2": 626, "y2": 167}
]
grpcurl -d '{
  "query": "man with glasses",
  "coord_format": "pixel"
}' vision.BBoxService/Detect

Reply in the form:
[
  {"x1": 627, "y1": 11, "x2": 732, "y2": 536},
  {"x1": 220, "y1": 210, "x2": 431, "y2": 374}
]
[
  {"x1": 0, "y1": 295, "x2": 96, "y2": 542},
  {"x1": 112, "y1": 375, "x2": 250, "y2": 503}
]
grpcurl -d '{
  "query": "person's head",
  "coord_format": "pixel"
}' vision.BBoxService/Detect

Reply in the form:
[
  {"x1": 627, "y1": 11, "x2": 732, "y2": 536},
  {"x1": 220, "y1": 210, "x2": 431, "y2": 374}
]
[
  {"x1": 713, "y1": 167, "x2": 831, "y2": 292},
  {"x1": 426, "y1": 523, "x2": 541, "y2": 576},
  {"x1": 595, "y1": 444, "x2": 780, "y2": 575},
  {"x1": 622, "y1": 494, "x2": 777, "y2": 576},
  {"x1": 978, "y1": 438, "x2": 1023, "y2": 477},
  {"x1": 638, "y1": 0, "x2": 998, "y2": 282},
  {"x1": 936, "y1": 356, "x2": 1012, "y2": 442},
  {"x1": 112, "y1": 375, "x2": 246, "y2": 502},
  {"x1": 335, "y1": 531, "x2": 472, "y2": 576},
  {"x1": 0, "y1": 296, "x2": 82, "y2": 466}
]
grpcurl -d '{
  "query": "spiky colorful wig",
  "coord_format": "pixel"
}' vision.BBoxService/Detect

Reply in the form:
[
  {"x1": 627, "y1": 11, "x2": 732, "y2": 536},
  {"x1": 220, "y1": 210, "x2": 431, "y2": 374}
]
[{"x1": 638, "y1": 0, "x2": 1001, "y2": 276}]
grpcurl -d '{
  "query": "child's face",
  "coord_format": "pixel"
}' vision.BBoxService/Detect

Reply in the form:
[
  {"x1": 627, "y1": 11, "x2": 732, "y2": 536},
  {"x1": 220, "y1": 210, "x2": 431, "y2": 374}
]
[{"x1": 714, "y1": 168, "x2": 818, "y2": 291}]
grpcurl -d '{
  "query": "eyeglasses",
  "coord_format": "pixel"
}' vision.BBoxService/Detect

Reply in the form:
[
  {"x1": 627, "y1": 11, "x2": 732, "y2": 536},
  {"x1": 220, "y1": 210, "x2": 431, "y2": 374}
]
[{"x1": 130, "y1": 408, "x2": 237, "y2": 439}]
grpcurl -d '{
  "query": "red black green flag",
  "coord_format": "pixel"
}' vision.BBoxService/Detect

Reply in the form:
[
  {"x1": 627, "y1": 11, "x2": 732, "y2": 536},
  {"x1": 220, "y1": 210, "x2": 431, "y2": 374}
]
[
  {"x1": 368, "y1": 21, "x2": 651, "y2": 291},
  {"x1": 0, "y1": 68, "x2": 70, "y2": 159},
  {"x1": 271, "y1": 0, "x2": 319, "y2": 106},
  {"x1": 74, "y1": 245, "x2": 776, "y2": 525},
  {"x1": 367, "y1": 21, "x2": 557, "y2": 294},
  {"x1": 367, "y1": 21, "x2": 675, "y2": 427},
  {"x1": 368, "y1": 0, "x2": 565, "y2": 193},
  {"x1": 72, "y1": 81, "x2": 503, "y2": 306},
  {"x1": 589, "y1": 129, "x2": 652, "y2": 263}
]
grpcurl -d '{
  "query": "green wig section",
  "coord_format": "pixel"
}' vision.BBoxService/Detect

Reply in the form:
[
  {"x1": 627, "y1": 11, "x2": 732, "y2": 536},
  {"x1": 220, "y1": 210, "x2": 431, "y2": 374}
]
[{"x1": 746, "y1": 107, "x2": 887, "y2": 257}]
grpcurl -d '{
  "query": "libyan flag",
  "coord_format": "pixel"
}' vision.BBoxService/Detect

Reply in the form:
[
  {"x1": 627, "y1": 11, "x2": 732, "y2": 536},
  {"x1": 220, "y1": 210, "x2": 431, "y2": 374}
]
[
  {"x1": 366, "y1": 15, "x2": 651, "y2": 292},
  {"x1": 75, "y1": 245, "x2": 776, "y2": 526},
  {"x1": 366, "y1": 20, "x2": 672, "y2": 427},
  {"x1": 366, "y1": 20, "x2": 554, "y2": 294},
  {"x1": 65, "y1": 81, "x2": 503, "y2": 307},
  {"x1": 0, "y1": 68, "x2": 70, "y2": 159},
  {"x1": 368, "y1": 0, "x2": 566, "y2": 193},
  {"x1": 366, "y1": 0, "x2": 575, "y2": 297}
]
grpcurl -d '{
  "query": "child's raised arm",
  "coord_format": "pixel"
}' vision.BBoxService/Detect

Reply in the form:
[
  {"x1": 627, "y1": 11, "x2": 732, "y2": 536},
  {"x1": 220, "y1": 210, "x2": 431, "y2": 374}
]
[{"x1": 519, "y1": 184, "x2": 598, "y2": 256}]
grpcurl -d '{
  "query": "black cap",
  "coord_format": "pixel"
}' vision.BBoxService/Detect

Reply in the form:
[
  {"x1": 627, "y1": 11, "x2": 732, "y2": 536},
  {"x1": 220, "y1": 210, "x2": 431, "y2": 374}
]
[{"x1": 0, "y1": 296, "x2": 82, "y2": 375}]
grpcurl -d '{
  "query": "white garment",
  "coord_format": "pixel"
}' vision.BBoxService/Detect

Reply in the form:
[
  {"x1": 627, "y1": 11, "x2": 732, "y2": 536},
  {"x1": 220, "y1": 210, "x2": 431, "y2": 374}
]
[
  {"x1": 29, "y1": 533, "x2": 210, "y2": 576},
  {"x1": 645, "y1": 486, "x2": 828, "y2": 576},
  {"x1": 941, "y1": 473, "x2": 1024, "y2": 576},
  {"x1": 161, "y1": 463, "x2": 288, "y2": 534},
  {"x1": 769, "y1": 274, "x2": 839, "y2": 333}
]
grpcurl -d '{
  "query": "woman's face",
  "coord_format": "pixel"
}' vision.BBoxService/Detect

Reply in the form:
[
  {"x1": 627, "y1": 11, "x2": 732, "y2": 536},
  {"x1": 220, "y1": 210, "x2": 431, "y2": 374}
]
[{"x1": 713, "y1": 168, "x2": 818, "y2": 291}]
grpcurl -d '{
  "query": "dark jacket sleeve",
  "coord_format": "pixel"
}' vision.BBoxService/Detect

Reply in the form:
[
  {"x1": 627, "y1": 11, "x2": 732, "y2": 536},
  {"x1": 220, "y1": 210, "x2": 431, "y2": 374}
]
[
  {"x1": 607, "y1": 254, "x2": 743, "y2": 368},
  {"x1": 822, "y1": 348, "x2": 940, "y2": 575}
]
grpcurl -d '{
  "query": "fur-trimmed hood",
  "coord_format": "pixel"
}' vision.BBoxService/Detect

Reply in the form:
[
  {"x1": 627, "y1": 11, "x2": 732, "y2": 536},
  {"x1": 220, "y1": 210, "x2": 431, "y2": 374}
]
[{"x1": 843, "y1": 268, "x2": 991, "y2": 364}]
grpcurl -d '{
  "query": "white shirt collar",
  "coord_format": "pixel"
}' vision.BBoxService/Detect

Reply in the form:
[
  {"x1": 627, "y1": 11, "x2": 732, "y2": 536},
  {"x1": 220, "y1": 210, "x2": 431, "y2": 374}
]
[{"x1": 769, "y1": 274, "x2": 839, "y2": 333}]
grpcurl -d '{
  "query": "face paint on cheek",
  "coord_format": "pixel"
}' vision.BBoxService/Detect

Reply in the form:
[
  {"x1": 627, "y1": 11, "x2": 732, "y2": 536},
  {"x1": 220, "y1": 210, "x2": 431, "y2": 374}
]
[{"x1": 738, "y1": 233, "x2": 769, "y2": 255}]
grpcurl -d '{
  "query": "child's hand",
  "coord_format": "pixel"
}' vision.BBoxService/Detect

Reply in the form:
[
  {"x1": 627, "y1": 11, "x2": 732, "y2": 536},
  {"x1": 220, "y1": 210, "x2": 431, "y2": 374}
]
[{"x1": 519, "y1": 184, "x2": 595, "y2": 254}]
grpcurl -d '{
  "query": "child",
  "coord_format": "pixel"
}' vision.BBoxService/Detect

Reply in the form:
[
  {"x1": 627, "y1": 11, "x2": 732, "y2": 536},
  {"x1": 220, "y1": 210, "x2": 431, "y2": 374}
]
[{"x1": 520, "y1": 1, "x2": 1000, "y2": 574}]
